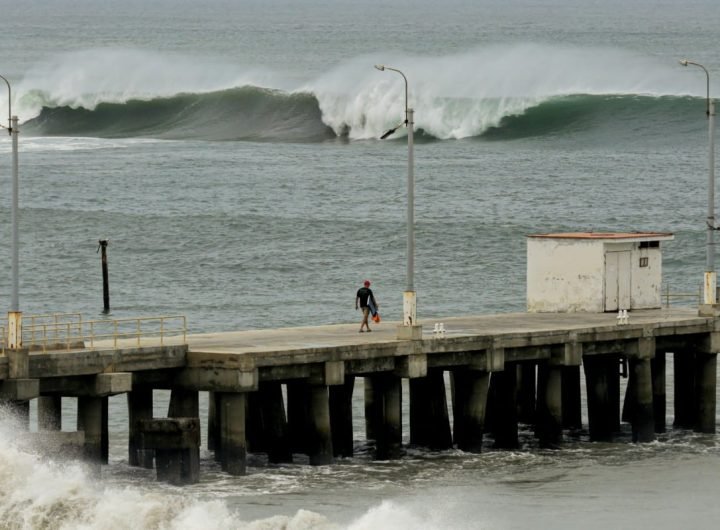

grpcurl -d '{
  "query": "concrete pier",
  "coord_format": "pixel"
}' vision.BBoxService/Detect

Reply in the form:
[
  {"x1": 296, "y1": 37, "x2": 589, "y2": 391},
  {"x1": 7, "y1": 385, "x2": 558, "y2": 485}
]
[
  {"x1": 451, "y1": 367, "x2": 489, "y2": 452},
  {"x1": 409, "y1": 369, "x2": 452, "y2": 450},
  {"x1": 3, "y1": 308, "x2": 720, "y2": 484}
]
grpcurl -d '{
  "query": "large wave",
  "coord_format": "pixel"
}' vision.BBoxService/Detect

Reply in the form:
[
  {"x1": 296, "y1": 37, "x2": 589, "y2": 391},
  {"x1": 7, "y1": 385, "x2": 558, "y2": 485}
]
[{"x1": 8, "y1": 45, "x2": 713, "y2": 142}]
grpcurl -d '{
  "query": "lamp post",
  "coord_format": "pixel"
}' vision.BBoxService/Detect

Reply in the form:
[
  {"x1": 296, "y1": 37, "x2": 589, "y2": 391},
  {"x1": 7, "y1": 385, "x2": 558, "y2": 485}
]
[
  {"x1": 0, "y1": 73, "x2": 22, "y2": 348},
  {"x1": 680, "y1": 60, "x2": 717, "y2": 308},
  {"x1": 374, "y1": 64, "x2": 421, "y2": 338}
]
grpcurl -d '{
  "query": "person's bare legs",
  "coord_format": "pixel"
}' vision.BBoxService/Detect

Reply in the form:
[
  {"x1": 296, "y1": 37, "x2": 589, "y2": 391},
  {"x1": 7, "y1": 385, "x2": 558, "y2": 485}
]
[{"x1": 360, "y1": 307, "x2": 371, "y2": 332}]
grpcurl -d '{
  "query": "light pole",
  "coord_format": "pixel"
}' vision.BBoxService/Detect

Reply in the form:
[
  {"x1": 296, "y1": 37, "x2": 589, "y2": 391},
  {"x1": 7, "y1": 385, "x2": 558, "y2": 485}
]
[
  {"x1": 374, "y1": 64, "x2": 421, "y2": 339},
  {"x1": 0, "y1": 73, "x2": 22, "y2": 348},
  {"x1": 680, "y1": 59, "x2": 717, "y2": 308}
]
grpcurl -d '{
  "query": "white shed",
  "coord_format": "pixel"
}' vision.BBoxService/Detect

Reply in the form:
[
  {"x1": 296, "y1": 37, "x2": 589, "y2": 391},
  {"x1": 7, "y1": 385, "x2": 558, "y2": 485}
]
[{"x1": 526, "y1": 232, "x2": 674, "y2": 313}]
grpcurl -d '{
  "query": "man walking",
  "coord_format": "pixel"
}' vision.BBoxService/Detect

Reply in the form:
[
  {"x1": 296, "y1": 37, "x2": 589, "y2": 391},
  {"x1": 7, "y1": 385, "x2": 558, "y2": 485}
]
[{"x1": 355, "y1": 280, "x2": 378, "y2": 332}]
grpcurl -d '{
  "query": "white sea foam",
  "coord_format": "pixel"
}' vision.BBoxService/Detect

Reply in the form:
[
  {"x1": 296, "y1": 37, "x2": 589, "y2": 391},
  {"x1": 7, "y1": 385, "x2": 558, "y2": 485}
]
[
  {"x1": 0, "y1": 409, "x2": 341, "y2": 530},
  {"x1": 11, "y1": 47, "x2": 290, "y2": 120},
  {"x1": 5, "y1": 43, "x2": 708, "y2": 140},
  {"x1": 304, "y1": 44, "x2": 703, "y2": 139}
]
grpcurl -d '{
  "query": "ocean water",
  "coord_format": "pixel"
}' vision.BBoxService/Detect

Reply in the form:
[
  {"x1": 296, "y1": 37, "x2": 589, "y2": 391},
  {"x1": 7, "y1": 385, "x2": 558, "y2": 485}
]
[{"x1": 2, "y1": 0, "x2": 720, "y2": 528}]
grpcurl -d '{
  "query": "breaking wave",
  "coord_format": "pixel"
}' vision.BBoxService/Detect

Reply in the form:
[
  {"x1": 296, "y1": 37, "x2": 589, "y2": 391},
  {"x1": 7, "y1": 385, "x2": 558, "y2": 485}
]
[{"x1": 8, "y1": 44, "x2": 714, "y2": 142}]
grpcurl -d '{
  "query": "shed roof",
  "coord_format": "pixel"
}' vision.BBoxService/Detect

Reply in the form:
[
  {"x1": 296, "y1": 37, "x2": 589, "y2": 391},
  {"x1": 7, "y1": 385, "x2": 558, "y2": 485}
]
[{"x1": 528, "y1": 231, "x2": 674, "y2": 241}]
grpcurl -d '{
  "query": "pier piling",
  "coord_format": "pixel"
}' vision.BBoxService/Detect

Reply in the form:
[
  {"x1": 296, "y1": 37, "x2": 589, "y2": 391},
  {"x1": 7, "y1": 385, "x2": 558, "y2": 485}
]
[
  {"x1": 451, "y1": 367, "x2": 489, "y2": 452},
  {"x1": 409, "y1": 369, "x2": 452, "y2": 450},
  {"x1": 128, "y1": 387, "x2": 154, "y2": 468},
  {"x1": 308, "y1": 384, "x2": 333, "y2": 465}
]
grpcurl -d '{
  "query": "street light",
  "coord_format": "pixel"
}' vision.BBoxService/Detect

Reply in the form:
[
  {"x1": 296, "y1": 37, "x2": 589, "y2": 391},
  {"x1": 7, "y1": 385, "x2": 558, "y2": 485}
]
[
  {"x1": 679, "y1": 59, "x2": 717, "y2": 308},
  {"x1": 0, "y1": 73, "x2": 21, "y2": 348},
  {"x1": 374, "y1": 64, "x2": 420, "y2": 338}
]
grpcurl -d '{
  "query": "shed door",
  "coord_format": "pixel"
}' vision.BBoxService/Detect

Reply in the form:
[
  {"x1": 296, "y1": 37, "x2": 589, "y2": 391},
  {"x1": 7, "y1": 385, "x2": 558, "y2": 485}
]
[{"x1": 605, "y1": 250, "x2": 631, "y2": 311}]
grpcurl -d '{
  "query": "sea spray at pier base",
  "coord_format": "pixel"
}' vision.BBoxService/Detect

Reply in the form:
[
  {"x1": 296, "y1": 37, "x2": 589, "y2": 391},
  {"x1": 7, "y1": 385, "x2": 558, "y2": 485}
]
[{"x1": 0, "y1": 410, "x2": 336, "y2": 530}]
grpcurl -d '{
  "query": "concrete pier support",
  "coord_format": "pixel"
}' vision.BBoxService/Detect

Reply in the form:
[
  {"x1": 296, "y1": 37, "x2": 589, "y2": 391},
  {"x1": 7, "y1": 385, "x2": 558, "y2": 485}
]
[
  {"x1": 695, "y1": 353, "x2": 717, "y2": 433},
  {"x1": 128, "y1": 387, "x2": 154, "y2": 468},
  {"x1": 208, "y1": 391, "x2": 219, "y2": 453},
  {"x1": 168, "y1": 388, "x2": 199, "y2": 418},
  {"x1": 673, "y1": 350, "x2": 696, "y2": 429},
  {"x1": 488, "y1": 368, "x2": 519, "y2": 449},
  {"x1": 451, "y1": 368, "x2": 489, "y2": 453},
  {"x1": 38, "y1": 396, "x2": 62, "y2": 431},
  {"x1": 140, "y1": 418, "x2": 200, "y2": 485},
  {"x1": 652, "y1": 352, "x2": 666, "y2": 433},
  {"x1": 246, "y1": 391, "x2": 267, "y2": 454},
  {"x1": 219, "y1": 392, "x2": 247, "y2": 475},
  {"x1": 536, "y1": 362, "x2": 562, "y2": 448},
  {"x1": 409, "y1": 369, "x2": 452, "y2": 450},
  {"x1": 167, "y1": 388, "x2": 199, "y2": 474},
  {"x1": 365, "y1": 373, "x2": 402, "y2": 460},
  {"x1": 516, "y1": 363, "x2": 536, "y2": 425},
  {"x1": 101, "y1": 397, "x2": 109, "y2": 464},
  {"x1": 329, "y1": 376, "x2": 355, "y2": 458},
  {"x1": 363, "y1": 376, "x2": 380, "y2": 443},
  {"x1": 583, "y1": 355, "x2": 620, "y2": 441},
  {"x1": 77, "y1": 396, "x2": 104, "y2": 463},
  {"x1": 625, "y1": 357, "x2": 655, "y2": 443},
  {"x1": 308, "y1": 384, "x2": 333, "y2": 465},
  {"x1": 561, "y1": 366, "x2": 582, "y2": 430},
  {"x1": 287, "y1": 380, "x2": 310, "y2": 454},
  {"x1": 261, "y1": 381, "x2": 292, "y2": 463}
]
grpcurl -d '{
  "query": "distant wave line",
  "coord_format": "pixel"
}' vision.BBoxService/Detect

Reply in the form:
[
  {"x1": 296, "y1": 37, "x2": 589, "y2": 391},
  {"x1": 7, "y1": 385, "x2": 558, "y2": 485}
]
[{"x1": 20, "y1": 86, "x2": 705, "y2": 143}]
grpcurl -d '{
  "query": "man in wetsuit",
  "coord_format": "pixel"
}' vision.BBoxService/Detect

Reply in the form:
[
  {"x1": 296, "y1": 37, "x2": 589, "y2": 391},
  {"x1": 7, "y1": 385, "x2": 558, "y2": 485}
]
[{"x1": 355, "y1": 280, "x2": 378, "y2": 332}]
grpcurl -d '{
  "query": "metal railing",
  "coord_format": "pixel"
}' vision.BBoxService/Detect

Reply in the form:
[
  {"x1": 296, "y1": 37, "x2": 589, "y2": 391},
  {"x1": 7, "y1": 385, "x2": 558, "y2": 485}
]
[
  {"x1": 662, "y1": 284, "x2": 702, "y2": 308},
  {"x1": 21, "y1": 314, "x2": 187, "y2": 352}
]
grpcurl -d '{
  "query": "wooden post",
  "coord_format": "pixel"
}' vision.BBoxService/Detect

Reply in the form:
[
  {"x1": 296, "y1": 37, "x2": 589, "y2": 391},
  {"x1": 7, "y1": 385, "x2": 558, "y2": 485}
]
[
  {"x1": 329, "y1": 376, "x2": 355, "y2": 458},
  {"x1": 98, "y1": 239, "x2": 110, "y2": 313},
  {"x1": 451, "y1": 368, "x2": 489, "y2": 452}
]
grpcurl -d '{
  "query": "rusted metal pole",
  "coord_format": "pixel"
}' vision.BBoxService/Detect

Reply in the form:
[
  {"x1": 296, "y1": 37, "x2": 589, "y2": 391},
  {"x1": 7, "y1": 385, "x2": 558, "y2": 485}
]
[{"x1": 98, "y1": 240, "x2": 110, "y2": 313}]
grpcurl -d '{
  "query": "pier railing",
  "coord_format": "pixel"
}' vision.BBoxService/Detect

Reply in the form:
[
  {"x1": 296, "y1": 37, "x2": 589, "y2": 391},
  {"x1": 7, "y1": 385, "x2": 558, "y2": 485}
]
[
  {"x1": 21, "y1": 314, "x2": 187, "y2": 352},
  {"x1": 662, "y1": 284, "x2": 702, "y2": 308}
]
